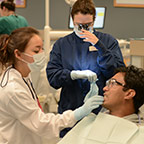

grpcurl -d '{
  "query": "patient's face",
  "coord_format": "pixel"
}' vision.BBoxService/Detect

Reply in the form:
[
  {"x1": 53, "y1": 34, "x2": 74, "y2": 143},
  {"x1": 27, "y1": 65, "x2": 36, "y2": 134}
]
[{"x1": 102, "y1": 72, "x2": 126, "y2": 111}]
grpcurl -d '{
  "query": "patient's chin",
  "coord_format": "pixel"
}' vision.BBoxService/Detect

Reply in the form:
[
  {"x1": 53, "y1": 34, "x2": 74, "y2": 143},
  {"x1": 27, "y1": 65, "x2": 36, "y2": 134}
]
[{"x1": 102, "y1": 102, "x2": 109, "y2": 109}]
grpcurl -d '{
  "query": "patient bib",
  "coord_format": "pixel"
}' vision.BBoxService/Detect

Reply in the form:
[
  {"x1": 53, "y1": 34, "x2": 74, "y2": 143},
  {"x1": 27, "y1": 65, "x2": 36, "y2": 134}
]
[{"x1": 58, "y1": 113, "x2": 144, "y2": 144}]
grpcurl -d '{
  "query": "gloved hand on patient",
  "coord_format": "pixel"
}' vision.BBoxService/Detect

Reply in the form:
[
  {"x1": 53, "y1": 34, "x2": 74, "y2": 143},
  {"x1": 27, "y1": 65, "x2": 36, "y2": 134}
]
[
  {"x1": 70, "y1": 70, "x2": 97, "y2": 82},
  {"x1": 74, "y1": 95, "x2": 104, "y2": 121}
]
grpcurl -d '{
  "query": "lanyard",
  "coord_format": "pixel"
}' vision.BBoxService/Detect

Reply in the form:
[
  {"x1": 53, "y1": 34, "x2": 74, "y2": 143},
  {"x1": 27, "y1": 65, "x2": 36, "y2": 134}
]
[
  {"x1": 23, "y1": 78, "x2": 37, "y2": 100},
  {"x1": 23, "y1": 78, "x2": 43, "y2": 111}
]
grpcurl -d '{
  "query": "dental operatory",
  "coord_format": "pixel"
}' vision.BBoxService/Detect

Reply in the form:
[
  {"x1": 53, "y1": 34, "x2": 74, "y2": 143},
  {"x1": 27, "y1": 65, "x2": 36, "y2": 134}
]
[{"x1": 0, "y1": 0, "x2": 144, "y2": 144}]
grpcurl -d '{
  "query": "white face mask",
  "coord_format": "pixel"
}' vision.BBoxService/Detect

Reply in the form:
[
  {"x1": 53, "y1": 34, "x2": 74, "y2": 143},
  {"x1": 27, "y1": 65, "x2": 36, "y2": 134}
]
[
  {"x1": 21, "y1": 52, "x2": 46, "y2": 72},
  {"x1": 74, "y1": 25, "x2": 93, "y2": 38}
]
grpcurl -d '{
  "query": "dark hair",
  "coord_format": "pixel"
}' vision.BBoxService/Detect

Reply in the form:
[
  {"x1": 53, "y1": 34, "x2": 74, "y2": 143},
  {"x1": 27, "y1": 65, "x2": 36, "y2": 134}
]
[
  {"x1": 115, "y1": 65, "x2": 144, "y2": 114},
  {"x1": 0, "y1": 27, "x2": 39, "y2": 68},
  {"x1": 0, "y1": 0, "x2": 15, "y2": 12},
  {"x1": 71, "y1": 0, "x2": 96, "y2": 21}
]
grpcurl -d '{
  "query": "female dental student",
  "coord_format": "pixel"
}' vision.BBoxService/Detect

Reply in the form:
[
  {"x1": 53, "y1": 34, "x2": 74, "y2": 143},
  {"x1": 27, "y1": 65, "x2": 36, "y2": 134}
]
[{"x1": 0, "y1": 27, "x2": 103, "y2": 144}]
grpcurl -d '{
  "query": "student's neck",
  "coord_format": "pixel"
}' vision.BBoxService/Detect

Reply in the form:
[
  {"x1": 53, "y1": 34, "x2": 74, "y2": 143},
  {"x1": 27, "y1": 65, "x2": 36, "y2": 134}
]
[
  {"x1": 14, "y1": 64, "x2": 30, "y2": 77},
  {"x1": 7, "y1": 11, "x2": 15, "y2": 16}
]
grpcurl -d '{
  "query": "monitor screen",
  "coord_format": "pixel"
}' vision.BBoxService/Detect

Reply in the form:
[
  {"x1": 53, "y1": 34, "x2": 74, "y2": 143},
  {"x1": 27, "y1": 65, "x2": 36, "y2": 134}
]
[{"x1": 68, "y1": 7, "x2": 106, "y2": 29}]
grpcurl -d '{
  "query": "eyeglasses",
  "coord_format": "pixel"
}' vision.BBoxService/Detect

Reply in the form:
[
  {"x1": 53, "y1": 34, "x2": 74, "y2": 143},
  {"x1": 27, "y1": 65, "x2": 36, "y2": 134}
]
[
  {"x1": 106, "y1": 78, "x2": 125, "y2": 88},
  {"x1": 75, "y1": 22, "x2": 93, "y2": 31}
]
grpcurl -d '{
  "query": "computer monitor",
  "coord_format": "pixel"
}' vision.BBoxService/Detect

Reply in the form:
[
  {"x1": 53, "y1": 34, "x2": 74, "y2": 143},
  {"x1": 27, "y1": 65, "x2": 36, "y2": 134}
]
[{"x1": 68, "y1": 7, "x2": 106, "y2": 29}]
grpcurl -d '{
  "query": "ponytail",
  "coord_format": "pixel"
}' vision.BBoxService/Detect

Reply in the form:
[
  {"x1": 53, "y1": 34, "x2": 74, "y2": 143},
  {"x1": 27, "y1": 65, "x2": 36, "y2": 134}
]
[{"x1": 0, "y1": 35, "x2": 12, "y2": 68}]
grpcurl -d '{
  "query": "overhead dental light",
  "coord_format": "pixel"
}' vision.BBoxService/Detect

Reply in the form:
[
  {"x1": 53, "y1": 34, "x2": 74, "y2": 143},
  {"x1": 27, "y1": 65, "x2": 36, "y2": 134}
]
[{"x1": 65, "y1": 0, "x2": 77, "y2": 6}]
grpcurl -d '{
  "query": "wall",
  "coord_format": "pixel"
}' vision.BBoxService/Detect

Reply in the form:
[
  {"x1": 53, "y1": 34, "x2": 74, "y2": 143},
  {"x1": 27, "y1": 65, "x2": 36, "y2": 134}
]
[
  {"x1": 11, "y1": 0, "x2": 144, "y2": 39},
  {"x1": 15, "y1": 0, "x2": 45, "y2": 29}
]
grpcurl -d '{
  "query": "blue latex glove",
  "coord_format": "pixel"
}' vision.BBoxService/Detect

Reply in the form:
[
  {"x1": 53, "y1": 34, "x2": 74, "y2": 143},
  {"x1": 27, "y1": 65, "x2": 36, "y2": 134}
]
[
  {"x1": 74, "y1": 95, "x2": 104, "y2": 121},
  {"x1": 84, "y1": 82, "x2": 99, "y2": 103},
  {"x1": 70, "y1": 70, "x2": 97, "y2": 82}
]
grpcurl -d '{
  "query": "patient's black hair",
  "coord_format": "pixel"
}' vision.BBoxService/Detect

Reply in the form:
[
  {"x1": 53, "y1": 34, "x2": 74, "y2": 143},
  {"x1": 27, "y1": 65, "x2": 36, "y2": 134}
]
[{"x1": 115, "y1": 65, "x2": 144, "y2": 114}]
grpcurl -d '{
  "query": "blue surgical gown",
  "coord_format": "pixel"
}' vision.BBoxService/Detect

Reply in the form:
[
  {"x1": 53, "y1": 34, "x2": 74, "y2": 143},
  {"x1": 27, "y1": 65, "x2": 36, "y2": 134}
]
[{"x1": 46, "y1": 30, "x2": 125, "y2": 114}]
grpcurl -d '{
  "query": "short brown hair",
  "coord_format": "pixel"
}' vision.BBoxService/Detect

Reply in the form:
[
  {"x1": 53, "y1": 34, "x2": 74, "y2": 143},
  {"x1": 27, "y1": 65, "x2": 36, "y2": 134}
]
[
  {"x1": 71, "y1": 0, "x2": 96, "y2": 21},
  {"x1": 0, "y1": 0, "x2": 15, "y2": 12}
]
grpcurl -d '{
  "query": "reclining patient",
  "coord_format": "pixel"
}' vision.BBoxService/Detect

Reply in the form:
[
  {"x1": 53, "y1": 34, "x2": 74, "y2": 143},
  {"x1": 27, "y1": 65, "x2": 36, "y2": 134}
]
[{"x1": 58, "y1": 65, "x2": 144, "y2": 144}]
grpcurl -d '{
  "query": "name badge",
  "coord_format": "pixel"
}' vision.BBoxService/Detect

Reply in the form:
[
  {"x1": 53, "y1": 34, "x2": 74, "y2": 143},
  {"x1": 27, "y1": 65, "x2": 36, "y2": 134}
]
[{"x1": 89, "y1": 46, "x2": 98, "y2": 51}]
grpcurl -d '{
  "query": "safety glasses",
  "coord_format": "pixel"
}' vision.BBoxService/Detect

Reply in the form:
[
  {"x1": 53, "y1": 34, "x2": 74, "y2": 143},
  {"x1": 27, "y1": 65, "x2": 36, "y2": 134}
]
[{"x1": 106, "y1": 78, "x2": 125, "y2": 88}]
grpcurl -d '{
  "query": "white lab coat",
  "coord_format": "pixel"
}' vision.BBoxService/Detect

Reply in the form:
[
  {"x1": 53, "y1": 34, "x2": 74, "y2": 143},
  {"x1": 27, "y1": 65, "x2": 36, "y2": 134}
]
[{"x1": 0, "y1": 67, "x2": 77, "y2": 144}]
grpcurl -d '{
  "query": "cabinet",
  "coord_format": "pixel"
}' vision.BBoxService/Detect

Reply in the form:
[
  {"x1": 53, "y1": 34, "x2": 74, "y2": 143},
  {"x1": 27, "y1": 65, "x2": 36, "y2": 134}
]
[{"x1": 130, "y1": 39, "x2": 144, "y2": 68}]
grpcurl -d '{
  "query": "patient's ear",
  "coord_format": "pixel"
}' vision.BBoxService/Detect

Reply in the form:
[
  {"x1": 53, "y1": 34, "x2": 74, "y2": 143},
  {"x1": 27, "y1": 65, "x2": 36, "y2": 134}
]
[{"x1": 124, "y1": 89, "x2": 136, "y2": 100}]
